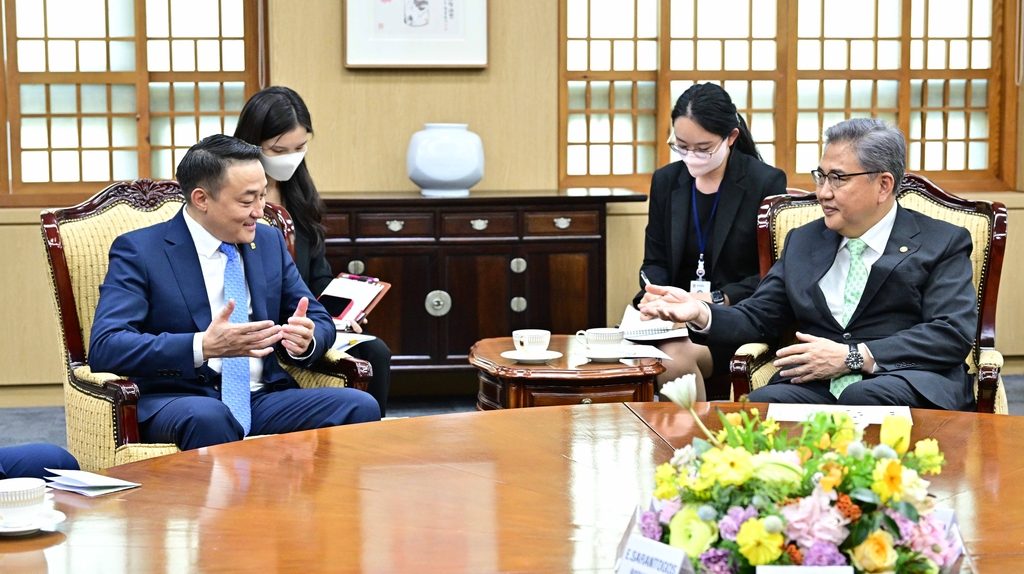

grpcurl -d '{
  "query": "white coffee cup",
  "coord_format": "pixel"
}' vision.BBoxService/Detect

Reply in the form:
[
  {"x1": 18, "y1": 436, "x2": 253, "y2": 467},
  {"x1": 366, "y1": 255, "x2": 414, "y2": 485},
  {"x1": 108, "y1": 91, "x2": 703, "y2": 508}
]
[
  {"x1": 512, "y1": 329, "x2": 551, "y2": 353},
  {"x1": 0, "y1": 478, "x2": 49, "y2": 528},
  {"x1": 575, "y1": 327, "x2": 624, "y2": 348}
]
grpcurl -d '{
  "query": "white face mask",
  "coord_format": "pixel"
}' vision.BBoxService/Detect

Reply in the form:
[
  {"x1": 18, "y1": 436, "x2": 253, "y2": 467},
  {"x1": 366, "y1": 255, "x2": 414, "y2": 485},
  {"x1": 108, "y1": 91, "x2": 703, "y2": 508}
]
[
  {"x1": 259, "y1": 150, "x2": 306, "y2": 181},
  {"x1": 681, "y1": 139, "x2": 729, "y2": 178}
]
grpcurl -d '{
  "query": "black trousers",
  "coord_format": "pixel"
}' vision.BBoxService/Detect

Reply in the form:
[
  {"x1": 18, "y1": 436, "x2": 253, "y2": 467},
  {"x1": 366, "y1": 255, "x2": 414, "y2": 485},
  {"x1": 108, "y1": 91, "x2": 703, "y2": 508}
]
[{"x1": 746, "y1": 374, "x2": 939, "y2": 409}]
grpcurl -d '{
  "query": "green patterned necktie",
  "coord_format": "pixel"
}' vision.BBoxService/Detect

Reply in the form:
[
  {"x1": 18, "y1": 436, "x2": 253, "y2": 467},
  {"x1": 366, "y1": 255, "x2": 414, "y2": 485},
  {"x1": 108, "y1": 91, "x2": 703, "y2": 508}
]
[{"x1": 830, "y1": 238, "x2": 868, "y2": 398}]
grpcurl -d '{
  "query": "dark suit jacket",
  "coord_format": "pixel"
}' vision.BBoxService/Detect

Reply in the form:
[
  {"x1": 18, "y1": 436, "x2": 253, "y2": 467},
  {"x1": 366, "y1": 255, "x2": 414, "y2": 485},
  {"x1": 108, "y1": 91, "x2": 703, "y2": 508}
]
[
  {"x1": 633, "y1": 151, "x2": 787, "y2": 307},
  {"x1": 88, "y1": 208, "x2": 336, "y2": 421},
  {"x1": 693, "y1": 205, "x2": 978, "y2": 411},
  {"x1": 293, "y1": 224, "x2": 333, "y2": 296}
]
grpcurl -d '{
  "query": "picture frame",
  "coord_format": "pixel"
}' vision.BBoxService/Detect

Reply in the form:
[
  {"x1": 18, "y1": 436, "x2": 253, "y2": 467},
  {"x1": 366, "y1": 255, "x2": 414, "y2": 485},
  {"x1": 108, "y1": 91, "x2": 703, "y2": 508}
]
[{"x1": 343, "y1": 0, "x2": 488, "y2": 68}]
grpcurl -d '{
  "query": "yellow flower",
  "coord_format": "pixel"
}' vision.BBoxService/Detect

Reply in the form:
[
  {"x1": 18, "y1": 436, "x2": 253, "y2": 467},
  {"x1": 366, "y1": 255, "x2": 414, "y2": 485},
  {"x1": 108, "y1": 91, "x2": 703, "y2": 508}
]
[
  {"x1": 871, "y1": 459, "x2": 904, "y2": 503},
  {"x1": 700, "y1": 446, "x2": 754, "y2": 487},
  {"x1": 761, "y1": 417, "x2": 780, "y2": 437},
  {"x1": 831, "y1": 411, "x2": 854, "y2": 429},
  {"x1": 849, "y1": 530, "x2": 898, "y2": 573},
  {"x1": 816, "y1": 432, "x2": 832, "y2": 450},
  {"x1": 668, "y1": 504, "x2": 720, "y2": 558},
  {"x1": 735, "y1": 518, "x2": 784, "y2": 565},
  {"x1": 819, "y1": 466, "x2": 844, "y2": 493},
  {"x1": 913, "y1": 438, "x2": 945, "y2": 475},
  {"x1": 654, "y1": 462, "x2": 678, "y2": 500},
  {"x1": 880, "y1": 415, "x2": 912, "y2": 455},
  {"x1": 725, "y1": 412, "x2": 743, "y2": 426},
  {"x1": 832, "y1": 426, "x2": 856, "y2": 455},
  {"x1": 900, "y1": 466, "x2": 935, "y2": 515}
]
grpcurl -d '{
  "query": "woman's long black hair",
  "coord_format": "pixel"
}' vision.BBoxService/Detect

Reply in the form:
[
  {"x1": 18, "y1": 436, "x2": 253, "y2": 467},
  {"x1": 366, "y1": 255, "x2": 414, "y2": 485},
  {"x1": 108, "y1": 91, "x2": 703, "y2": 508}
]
[
  {"x1": 671, "y1": 83, "x2": 761, "y2": 161},
  {"x1": 234, "y1": 86, "x2": 326, "y2": 254}
]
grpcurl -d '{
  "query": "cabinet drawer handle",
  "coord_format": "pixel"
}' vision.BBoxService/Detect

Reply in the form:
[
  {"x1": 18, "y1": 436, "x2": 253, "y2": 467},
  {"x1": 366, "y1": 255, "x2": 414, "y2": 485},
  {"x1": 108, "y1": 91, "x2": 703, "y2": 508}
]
[
  {"x1": 470, "y1": 219, "x2": 489, "y2": 231},
  {"x1": 553, "y1": 217, "x2": 572, "y2": 230},
  {"x1": 425, "y1": 290, "x2": 452, "y2": 317},
  {"x1": 386, "y1": 220, "x2": 405, "y2": 232},
  {"x1": 510, "y1": 296, "x2": 527, "y2": 313},
  {"x1": 347, "y1": 260, "x2": 366, "y2": 275},
  {"x1": 510, "y1": 258, "x2": 527, "y2": 273},
  {"x1": 581, "y1": 398, "x2": 593, "y2": 404}
]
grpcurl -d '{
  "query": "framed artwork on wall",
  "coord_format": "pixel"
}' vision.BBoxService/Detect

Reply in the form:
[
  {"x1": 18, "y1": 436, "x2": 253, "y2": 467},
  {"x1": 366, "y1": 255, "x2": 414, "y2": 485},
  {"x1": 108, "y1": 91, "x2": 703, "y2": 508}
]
[{"x1": 344, "y1": 0, "x2": 488, "y2": 68}]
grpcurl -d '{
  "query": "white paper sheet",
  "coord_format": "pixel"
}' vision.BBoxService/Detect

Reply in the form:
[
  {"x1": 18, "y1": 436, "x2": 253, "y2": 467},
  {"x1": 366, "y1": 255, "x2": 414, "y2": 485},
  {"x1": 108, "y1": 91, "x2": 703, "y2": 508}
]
[
  {"x1": 331, "y1": 332, "x2": 378, "y2": 352},
  {"x1": 44, "y1": 468, "x2": 140, "y2": 497},
  {"x1": 765, "y1": 404, "x2": 913, "y2": 425}
]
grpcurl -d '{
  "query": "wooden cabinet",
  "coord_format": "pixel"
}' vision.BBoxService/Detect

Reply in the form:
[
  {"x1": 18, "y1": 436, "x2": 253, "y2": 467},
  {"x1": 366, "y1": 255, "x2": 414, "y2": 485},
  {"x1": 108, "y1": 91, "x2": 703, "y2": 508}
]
[{"x1": 321, "y1": 190, "x2": 646, "y2": 371}]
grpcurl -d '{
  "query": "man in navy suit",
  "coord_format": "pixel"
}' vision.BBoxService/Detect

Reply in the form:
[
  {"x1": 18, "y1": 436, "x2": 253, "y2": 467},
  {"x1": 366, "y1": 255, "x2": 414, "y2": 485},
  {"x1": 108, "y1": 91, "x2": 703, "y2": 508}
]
[
  {"x1": 89, "y1": 135, "x2": 379, "y2": 450},
  {"x1": 640, "y1": 118, "x2": 977, "y2": 410}
]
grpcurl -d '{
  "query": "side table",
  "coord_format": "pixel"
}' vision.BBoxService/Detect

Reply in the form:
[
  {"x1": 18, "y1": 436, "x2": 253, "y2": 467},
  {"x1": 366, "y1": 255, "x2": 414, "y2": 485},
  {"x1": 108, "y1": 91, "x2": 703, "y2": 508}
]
[{"x1": 470, "y1": 335, "x2": 665, "y2": 410}]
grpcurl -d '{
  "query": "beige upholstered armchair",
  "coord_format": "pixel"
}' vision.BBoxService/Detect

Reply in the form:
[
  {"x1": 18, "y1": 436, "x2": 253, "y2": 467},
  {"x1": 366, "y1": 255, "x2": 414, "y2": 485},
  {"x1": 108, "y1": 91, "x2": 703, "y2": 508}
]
[
  {"x1": 41, "y1": 179, "x2": 371, "y2": 471},
  {"x1": 729, "y1": 173, "x2": 1008, "y2": 414}
]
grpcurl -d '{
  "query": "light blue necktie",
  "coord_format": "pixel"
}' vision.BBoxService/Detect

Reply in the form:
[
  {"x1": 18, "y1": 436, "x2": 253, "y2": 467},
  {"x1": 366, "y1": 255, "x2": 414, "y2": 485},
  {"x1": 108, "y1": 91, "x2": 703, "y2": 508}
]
[
  {"x1": 830, "y1": 238, "x2": 869, "y2": 398},
  {"x1": 218, "y1": 242, "x2": 252, "y2": 435}
]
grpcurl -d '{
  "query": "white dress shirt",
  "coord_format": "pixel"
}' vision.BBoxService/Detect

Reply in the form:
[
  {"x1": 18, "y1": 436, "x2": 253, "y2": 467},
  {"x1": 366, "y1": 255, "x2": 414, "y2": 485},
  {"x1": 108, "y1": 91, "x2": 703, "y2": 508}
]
[{"x1": 183, "y1": 207, "x2": 266, "y2": 392}]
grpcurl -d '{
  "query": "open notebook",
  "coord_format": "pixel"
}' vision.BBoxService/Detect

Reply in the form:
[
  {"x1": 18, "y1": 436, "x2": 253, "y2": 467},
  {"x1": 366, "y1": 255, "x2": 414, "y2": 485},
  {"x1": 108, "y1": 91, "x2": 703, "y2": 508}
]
[{"x1": 619, "y1": 305, "x2": 687, "y2": 341}]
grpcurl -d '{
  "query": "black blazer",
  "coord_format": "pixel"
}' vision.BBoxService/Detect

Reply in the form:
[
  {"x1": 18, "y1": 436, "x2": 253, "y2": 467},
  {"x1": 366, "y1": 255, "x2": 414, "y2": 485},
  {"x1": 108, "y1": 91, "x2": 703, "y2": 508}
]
[
  {"x1": 634, "y1": 151, "x2": 787, "y2": 307},
  {"x1": 294, "y1": 224, "x2": 334, "y2": 297},
  {"x1": 695, "y1": 206, "x2": 978, "y2": 411}
]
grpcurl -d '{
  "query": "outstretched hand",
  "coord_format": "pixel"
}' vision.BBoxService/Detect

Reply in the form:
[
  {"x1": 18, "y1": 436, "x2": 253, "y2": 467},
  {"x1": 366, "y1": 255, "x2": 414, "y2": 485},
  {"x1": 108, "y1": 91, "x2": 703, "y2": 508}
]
[
  {"x1": 202, "y1": 299, "x2": 282, "y2": 359},
  {"x1": 281, "y1": 297, "x2": 315, "y2": 356},
  {"x1": 637, "y1": 284, "x2": 710, "y2": 328}
]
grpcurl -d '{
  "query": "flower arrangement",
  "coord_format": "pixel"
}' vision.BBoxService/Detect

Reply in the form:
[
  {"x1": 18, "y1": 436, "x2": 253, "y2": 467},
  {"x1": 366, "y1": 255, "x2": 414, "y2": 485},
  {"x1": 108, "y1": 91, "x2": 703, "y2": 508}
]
[{"x1": 645, "y1": 375, "x2": 959, "y2": 573}]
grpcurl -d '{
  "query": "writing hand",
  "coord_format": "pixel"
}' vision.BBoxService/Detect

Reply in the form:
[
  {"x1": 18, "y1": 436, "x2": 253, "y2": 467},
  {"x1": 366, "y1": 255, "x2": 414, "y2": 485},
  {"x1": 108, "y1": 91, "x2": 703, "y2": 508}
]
[
  {"x1": 773, "y1": 331, "x2": 849, "y2": 383},
  {"x1": 282, "y1": 297, "x2": 315, "y2": 356},
  {"x1": 637, "y1": 284, "x2": 709, "y2": 328},
  {"x1": 202, "y1": 299, "x2": 282, "y2": 359}
]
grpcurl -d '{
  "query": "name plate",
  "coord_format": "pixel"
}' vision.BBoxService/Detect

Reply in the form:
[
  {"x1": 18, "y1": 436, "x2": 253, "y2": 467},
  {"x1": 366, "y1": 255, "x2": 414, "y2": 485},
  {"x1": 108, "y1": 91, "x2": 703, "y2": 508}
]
[
  {"x1": 616, "y1": 534, "x2": 692, "y2": 574},
  {"x1": 756, "y1": 568, "x2": 853, "y2": 574}
]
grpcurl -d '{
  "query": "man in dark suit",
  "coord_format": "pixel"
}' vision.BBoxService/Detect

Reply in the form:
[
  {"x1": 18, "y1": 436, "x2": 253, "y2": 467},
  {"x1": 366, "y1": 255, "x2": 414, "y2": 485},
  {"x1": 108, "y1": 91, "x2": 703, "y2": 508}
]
[
  {"x1": 640, "y1": 118, "x2": 977, "y2": 410},
  {"x1": 89, "y1": 135, "x2": 379, "y2": 450}
]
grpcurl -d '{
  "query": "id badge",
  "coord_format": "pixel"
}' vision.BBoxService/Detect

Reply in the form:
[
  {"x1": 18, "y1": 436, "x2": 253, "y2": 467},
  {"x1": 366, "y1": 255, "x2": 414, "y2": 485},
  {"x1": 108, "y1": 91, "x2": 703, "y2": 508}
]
[{"x1": 690, "y1": 280, "x2": 712, "y2": 293}]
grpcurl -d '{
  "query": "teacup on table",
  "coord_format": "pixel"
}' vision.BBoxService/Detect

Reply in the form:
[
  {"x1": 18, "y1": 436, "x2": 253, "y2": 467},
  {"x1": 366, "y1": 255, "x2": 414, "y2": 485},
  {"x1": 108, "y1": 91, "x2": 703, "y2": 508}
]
[
  {"x1": 0, "y1": 478, "x2": 49, "y2": 528},
  {"x1": 512, "y1": 329, "x2": 551, "y2": 353},
  {"x1": 575, "y1": 327, "x2": 624, "y2": 348}
]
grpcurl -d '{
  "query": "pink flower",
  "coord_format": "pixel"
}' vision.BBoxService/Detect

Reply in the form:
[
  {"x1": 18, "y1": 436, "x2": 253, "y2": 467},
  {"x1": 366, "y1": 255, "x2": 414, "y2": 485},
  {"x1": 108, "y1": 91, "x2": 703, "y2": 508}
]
[
  {"x1": 659, "y1": 499, "x2": 682, "y2": 524},
  {"x1": 909, "y1": 513, "x2": 960, "y2": 567},
  {"x1": 780, "y1": 485, "x2": 850, "y2": 549}
]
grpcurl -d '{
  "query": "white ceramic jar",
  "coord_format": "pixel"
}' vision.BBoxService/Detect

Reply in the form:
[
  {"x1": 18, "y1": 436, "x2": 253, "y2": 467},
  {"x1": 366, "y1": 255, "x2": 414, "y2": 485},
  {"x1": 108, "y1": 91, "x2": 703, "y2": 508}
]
[{"x1": 407, "y1": 123, "x2": 485, "y2": 198}]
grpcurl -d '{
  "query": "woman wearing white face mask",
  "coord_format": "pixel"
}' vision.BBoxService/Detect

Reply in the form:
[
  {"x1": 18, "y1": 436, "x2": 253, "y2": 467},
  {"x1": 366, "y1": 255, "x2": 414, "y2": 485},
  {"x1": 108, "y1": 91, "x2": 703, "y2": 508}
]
[
  {"x1": 635, "y1": 82, "x2": 786, "y2": 401},
  {"x1": 234, "y1": 87, "x2": 392, "y2": 416}
]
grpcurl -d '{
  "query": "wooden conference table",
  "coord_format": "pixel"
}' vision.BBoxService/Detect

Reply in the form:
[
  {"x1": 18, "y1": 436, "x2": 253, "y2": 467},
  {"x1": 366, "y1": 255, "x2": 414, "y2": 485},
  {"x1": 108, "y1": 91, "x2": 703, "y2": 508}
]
[{"x1": 0, "y1": 403, "x2": 1021, "y2": 572}]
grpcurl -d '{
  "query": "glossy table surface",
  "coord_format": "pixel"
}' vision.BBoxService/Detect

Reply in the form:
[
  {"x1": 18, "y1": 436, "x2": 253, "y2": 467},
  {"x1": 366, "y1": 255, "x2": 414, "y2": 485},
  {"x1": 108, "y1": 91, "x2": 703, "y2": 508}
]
[
  {"x1": 470, "y1": 335, "x2": 666, "y2": 381},
  {"x1": 1, "y1": 403, "x2": 1021, "y2": 572}
]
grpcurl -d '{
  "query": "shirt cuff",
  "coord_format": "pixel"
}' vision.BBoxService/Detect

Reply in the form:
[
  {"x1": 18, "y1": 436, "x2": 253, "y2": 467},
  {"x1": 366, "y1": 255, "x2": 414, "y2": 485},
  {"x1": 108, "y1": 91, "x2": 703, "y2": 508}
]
[
  {"x1": 287, "y1": 337, "x2": 316, "y2": 361},
  {"x1": 193, "y1": 332, "x2": 205, "y2": 368},
  {"x1": 861, "y1": 343, "x2": 880, "y2": 373},
  {"x1": 687, "y1": 301, "x2": 713, "y2": 334}
]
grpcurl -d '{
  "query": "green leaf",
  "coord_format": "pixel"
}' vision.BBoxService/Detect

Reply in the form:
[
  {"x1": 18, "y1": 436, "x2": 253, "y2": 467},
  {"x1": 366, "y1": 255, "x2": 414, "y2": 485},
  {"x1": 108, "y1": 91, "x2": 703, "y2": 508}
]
[
  {"x1": 849, "y1": 487, "x2": 881, "y2": 506},
  {"x1": 844, "y1": 513, "x2": 880, "y2": 548},
  {"x1": 891, "y1": 500, "x2": 920, "y2": 522},
  {"x1": 881, "y1": 513, "x2": 902, "y2": 537},
  {"x1": 692, "y1": 437, "x2": 713, "y2": 456}
]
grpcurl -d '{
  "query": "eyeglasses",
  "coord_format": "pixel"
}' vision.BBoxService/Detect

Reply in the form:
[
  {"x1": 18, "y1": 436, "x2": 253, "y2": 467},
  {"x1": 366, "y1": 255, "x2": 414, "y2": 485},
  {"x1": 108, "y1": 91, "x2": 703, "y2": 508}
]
[
  {"x1": 810, "y1": 169, "x2": 883, "y2": 189},
  {"x1": 666, "y1": 132, "x2": 726, "y2": 160}
]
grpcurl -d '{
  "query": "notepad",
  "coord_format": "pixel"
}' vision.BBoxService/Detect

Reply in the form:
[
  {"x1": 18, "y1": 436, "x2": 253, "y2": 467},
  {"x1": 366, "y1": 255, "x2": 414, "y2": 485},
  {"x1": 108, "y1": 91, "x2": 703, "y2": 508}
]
[
  {"x1": 44, "y1": 469, "x2": 140, "y2": 497},
  {"x1": 619, "y1": 305, "x2": 688, "y2": 341},
  {"x1": 318, "y1": 274, "x2": 391, "y2": 330}
]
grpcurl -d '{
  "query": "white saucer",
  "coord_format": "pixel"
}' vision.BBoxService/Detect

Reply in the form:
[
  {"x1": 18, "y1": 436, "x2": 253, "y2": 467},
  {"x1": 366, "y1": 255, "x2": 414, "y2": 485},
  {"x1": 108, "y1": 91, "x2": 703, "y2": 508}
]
[
  {"x1": 0, "y1": 509, "x2": 65, "y2": 536},
  {"x1": 582, "y1": 346, "x2": 634, "y2": 362},
  {"x1": 500, "y1": 350, "x2": 563, "y2": 364}
]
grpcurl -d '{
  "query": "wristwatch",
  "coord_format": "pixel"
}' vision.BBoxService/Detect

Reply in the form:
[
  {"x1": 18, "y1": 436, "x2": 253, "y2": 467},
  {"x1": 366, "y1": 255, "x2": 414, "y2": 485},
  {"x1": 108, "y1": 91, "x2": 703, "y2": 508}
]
[
  {"x1": 845, "y1": 343, "x2": 864, "y2": 374},
  {"x1": 711, "y1": 290, "x2": 726, "y2": 305}
]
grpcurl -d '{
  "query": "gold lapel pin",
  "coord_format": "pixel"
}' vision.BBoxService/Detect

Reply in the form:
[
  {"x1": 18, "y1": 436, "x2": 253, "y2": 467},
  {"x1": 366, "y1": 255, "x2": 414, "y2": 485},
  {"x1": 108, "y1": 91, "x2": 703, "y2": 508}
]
[
  {"x1": 250, "y1": 242, "x2": 256, "y2": 250},
  {"x1": 899, "y1": 246, "x2": 908, "y2": 253}
]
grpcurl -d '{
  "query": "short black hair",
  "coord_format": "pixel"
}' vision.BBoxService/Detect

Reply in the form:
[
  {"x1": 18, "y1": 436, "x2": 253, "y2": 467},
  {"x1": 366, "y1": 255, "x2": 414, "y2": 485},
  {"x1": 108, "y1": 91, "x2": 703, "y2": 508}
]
[{"x1": 176, "y1": 134, "x2": 261, "y2": 203}]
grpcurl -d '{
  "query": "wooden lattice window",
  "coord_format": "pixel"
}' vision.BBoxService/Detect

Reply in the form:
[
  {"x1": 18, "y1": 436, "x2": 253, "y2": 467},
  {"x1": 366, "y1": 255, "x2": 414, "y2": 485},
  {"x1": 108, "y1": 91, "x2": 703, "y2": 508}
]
[
  {"x1": 560, "y1": 0, "x2": 1018, "y2": 193},
  {"x1": 2, "y1": 0, "x2": 264, "y2": 206}
]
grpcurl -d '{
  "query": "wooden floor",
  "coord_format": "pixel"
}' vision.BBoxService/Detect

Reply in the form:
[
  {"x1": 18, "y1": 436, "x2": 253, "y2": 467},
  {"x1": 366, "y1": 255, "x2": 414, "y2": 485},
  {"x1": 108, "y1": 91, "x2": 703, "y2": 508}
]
[{"x1": 1, "y1": 403, "x2": 1022, "y2": 572}]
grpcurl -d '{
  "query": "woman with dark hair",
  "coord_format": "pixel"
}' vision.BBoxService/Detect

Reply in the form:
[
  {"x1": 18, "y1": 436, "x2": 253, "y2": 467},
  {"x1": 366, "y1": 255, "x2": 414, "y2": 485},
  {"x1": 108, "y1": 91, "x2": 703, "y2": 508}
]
[
  {"x1": 635, "y1": 82, "x2": 786, "y2": 401},
  {"x1": 234, "y1": 86, "x2": 392, "y2": 416}
]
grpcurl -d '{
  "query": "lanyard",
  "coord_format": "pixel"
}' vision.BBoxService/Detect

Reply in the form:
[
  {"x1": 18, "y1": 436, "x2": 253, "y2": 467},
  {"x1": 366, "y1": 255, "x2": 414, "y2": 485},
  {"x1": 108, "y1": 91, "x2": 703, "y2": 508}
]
[{"x1": 692, "y1": 180, "x2": 721, "y2": 280}]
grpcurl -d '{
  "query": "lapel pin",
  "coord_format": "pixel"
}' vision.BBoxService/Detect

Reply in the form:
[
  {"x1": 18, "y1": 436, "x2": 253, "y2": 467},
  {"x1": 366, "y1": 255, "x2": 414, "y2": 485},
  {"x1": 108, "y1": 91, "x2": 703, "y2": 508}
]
[
  {"x1": 899, "y1": 246, "x2": 908, "y2": 253},
  {"x1": 250, "y1": 242, "x2": 256, "y2": 250}
]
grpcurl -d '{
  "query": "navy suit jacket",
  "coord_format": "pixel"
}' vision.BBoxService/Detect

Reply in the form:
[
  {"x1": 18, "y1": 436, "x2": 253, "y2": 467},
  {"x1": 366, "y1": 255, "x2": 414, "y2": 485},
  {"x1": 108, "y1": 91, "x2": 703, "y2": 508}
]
[
  {"x1": 692, "y1": 205, "x2": 978, "y2": 411},
  {"x1": 89, "y1": 208, "x2": 336, "y2": 421}
]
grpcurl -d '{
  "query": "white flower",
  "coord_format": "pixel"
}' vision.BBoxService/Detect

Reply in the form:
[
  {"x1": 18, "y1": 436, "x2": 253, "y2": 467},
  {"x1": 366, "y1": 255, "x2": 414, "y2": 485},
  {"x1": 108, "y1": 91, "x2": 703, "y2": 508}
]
[
  {"x1": 662, "y1": 374, "x2": 697, "y2": 409},
  {"x1": 872, "y1": 444, "x2": 898, "y2": 460},
  {"x1": 670, "y1": 445, "x2": 697, "y2": 470},
  {"x1": 900, "y1": 467, "x2": 936, "y2": 514}
]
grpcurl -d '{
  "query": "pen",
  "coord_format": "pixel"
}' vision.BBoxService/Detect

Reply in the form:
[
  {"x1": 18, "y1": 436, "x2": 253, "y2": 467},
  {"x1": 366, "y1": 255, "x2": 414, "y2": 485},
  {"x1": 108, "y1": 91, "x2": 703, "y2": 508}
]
[{"x1": 640, "y1": 270, "x2": 652, "y2": 286}]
